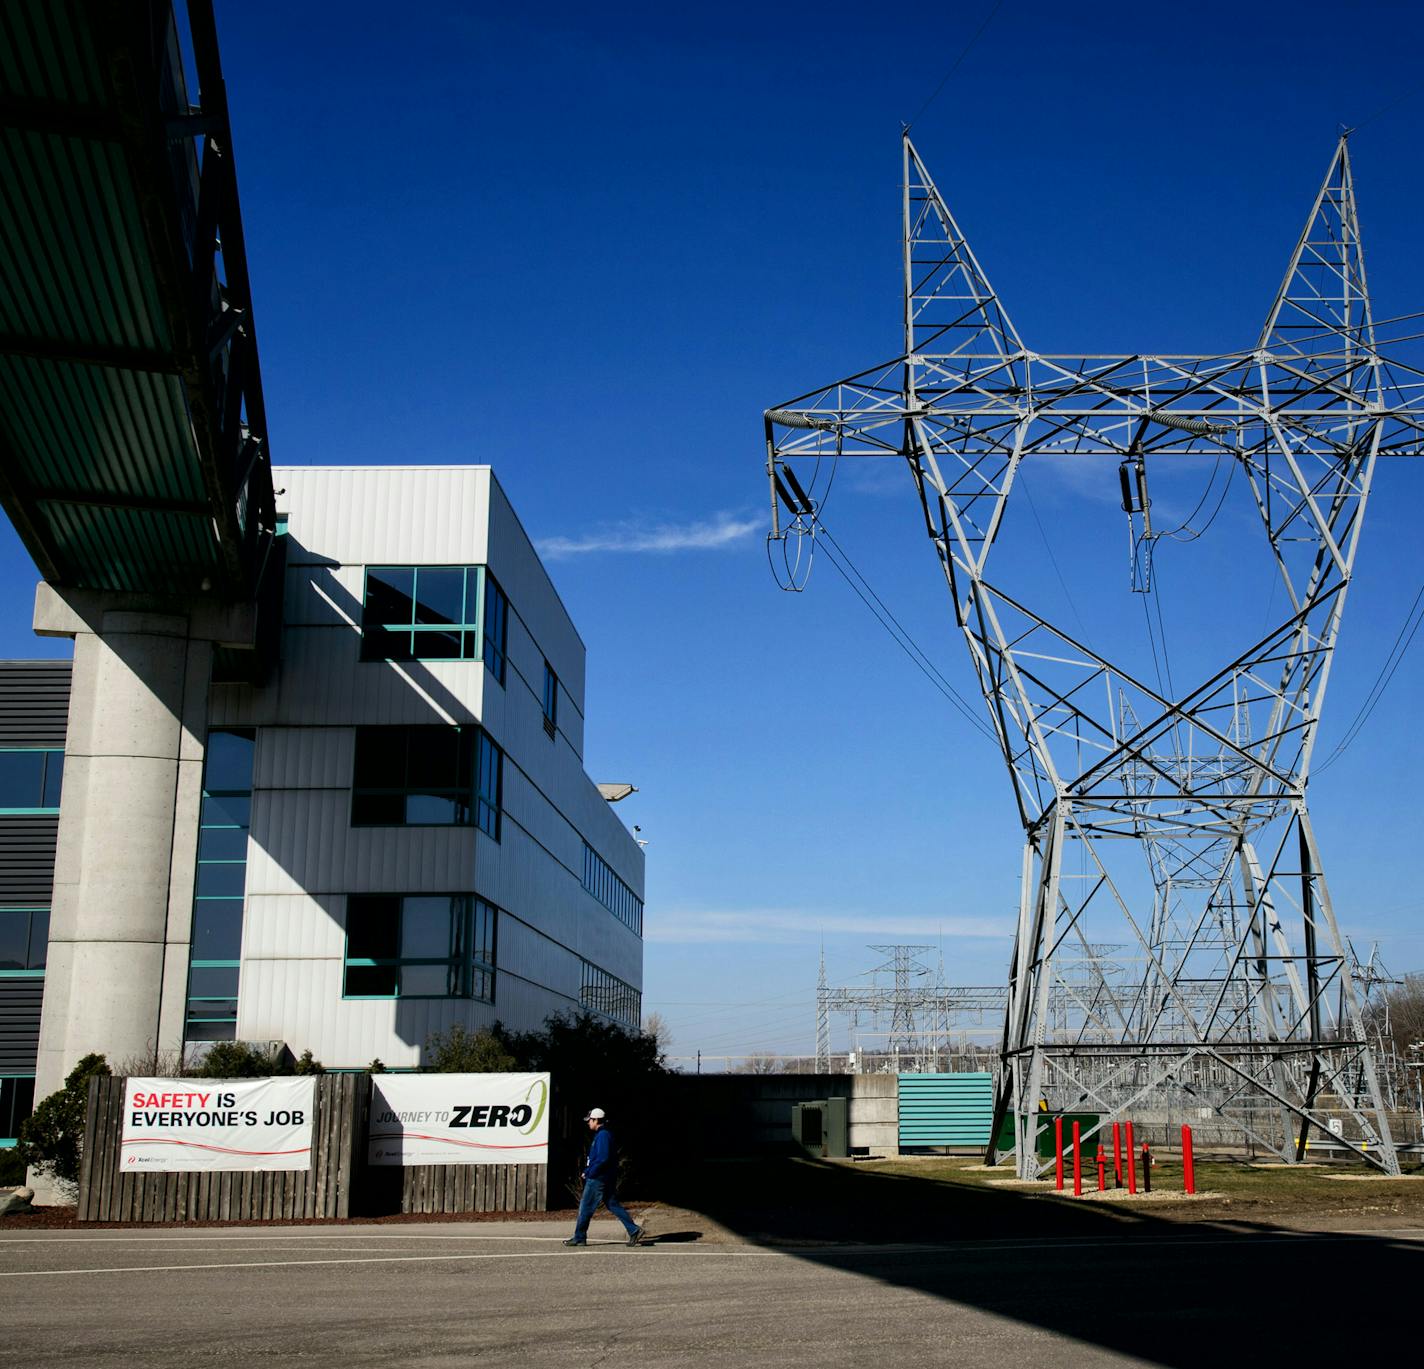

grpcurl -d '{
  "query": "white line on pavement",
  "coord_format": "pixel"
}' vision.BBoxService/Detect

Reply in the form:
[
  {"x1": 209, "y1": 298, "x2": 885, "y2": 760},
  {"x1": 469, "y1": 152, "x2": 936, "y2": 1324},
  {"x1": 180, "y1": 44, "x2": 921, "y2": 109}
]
[{"x1": 0, "y1": 1248, "x2": 780, "y2": 1278}]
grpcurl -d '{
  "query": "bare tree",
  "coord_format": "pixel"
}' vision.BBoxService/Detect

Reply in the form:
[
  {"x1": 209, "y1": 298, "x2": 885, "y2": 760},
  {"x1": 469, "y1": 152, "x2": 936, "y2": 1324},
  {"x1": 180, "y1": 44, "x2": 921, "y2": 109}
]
[
  {"x1": 642, "y1": 1011, "x2": 672, "y2": 1056},
  {"x1": 734, "y1": 1053, "x2": 782, "y2": 1075}
]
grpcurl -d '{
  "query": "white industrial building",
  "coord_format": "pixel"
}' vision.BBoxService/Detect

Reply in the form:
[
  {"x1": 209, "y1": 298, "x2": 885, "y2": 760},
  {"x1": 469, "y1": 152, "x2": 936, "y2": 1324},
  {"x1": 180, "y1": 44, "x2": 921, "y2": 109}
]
[{"x1": 29, "y1": 466, "x2": 643, "y2": 1095}]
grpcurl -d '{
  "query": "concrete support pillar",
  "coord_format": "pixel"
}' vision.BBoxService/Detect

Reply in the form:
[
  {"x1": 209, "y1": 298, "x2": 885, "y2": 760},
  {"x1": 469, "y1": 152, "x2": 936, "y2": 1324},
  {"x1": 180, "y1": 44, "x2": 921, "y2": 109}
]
[{"x1": 30, "y1": 586, "x2": 258, "y2": 1107}]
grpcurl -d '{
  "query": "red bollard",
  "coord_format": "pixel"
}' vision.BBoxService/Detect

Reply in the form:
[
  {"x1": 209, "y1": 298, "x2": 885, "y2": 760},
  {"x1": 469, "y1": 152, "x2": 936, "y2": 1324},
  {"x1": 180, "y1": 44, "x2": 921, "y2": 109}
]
[
  {"x1": 1072, "y1": 1121, "x2": 1082, "y2": 1196},
  {"x1": 1181, "y1": 1124, "x2": 1196, "y2": 1195},
  {"x1": 1126, "y1": 1121, "x2": 1138, "y2": 1194},
  {"x1": 1097, "y1": 1143, "x2": 1106, "y2": 1192},
  {"x1": 1055, "y1": 1116, "x2": 1064, "y2": 1190},
  {"x1": 1112, "y1": 1121, "x2": 1123, "y2": 1188}
]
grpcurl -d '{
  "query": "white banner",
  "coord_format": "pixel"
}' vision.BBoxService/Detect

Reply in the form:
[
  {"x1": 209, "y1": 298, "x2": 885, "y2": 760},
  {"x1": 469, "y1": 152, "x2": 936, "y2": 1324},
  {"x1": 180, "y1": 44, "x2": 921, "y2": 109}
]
[
  {"x1": 120, "y1": 1078, "x2": 316, "y2": 1172},
  {"x1": 367, "y1": 1073, "x2": 550, "y2": 1166}
]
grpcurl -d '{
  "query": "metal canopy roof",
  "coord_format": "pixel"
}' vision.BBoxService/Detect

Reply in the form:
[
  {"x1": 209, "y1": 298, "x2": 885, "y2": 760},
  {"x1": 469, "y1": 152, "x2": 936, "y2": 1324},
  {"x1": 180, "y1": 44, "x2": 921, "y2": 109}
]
[{"x1": 0, "y1": 0, "x2": 276, "y2": 610}]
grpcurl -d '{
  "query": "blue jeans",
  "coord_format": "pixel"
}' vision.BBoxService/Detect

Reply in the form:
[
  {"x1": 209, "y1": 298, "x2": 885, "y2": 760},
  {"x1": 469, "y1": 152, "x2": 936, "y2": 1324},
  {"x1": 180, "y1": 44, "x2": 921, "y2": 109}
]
[{"x1": 572, "y1": 1177, "x2": 637, "y2": 1241}]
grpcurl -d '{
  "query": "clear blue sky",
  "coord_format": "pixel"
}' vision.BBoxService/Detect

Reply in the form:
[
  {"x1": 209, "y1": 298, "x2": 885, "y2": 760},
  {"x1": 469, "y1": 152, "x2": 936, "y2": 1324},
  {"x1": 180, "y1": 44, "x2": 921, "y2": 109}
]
[{"x1": 5, "y1": 1, "x2": 1424, "y2": 1063}]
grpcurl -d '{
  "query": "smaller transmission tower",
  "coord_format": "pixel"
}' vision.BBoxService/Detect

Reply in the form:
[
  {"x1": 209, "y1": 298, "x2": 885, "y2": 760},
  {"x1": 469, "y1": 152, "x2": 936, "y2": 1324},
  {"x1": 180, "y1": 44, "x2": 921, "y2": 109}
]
[{"x1": 817, "y1": 944, "x2": 1005, "y2": 1073}]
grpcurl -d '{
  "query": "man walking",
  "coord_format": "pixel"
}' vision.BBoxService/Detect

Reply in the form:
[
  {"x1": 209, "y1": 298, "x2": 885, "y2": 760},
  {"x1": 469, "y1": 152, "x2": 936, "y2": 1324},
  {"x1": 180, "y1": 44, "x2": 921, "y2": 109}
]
[{"x1": 563, "y1": 1108, "x2": 645, "y2": 1247}]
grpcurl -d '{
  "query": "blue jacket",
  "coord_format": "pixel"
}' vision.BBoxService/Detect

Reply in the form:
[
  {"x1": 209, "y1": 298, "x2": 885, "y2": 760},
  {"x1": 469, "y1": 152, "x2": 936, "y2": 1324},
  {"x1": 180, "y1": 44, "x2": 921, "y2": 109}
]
[{"x1": 584, "y1": 1127, "x2": 618, "y2": 1183}]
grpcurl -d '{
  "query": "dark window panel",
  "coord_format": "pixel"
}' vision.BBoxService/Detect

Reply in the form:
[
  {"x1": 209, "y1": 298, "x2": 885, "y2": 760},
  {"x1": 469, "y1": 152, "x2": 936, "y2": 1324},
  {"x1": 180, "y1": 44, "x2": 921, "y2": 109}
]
[
  {"x1": 406, "y1": 728, "x2": 458, "y2": 789},
  {"x1": 201, "y1": 793, "x2": 251, "y2": 828},
  {"x1": 360, "y1": 625, "x2": 414, "y2": 662},
  {"x1": 400, "y1": 963, "x2": 458, "y2": 997},
  {"x1": 364, "y1": 568, "x2": 416, "y2": 626},
  {"x1": 404, "y1": 793, "x2": 466, "y2": 825},
  {"x1": 353, "y1": 728, "x2": 408, "y2": 788},
  {"x1": 191, "y1": 900, "x2": 244, "y2": 961},
  {"x1": 28, "y1": 907, "x2": 48, "y2": 970},
  {"x1": 0, "y1": 751, "x2": 44, "y2": 807},
  {"x1": 0, "y1": 910, "x2": 29, "y2": 970},
  {"x1": 411, "y1": 629, "x2": 462, "y2": 660},
  {"x1": 41, "y1": 752, "x2": 63, "y2": 808},
  {"x1": 347, "y1": 896, "x2": 400, "y2": 961},
  {"x1": 400, "y1": 896, "x2": 456, "y2": 960},
  {"x1": 196, "y1": 863, "x2": 247, "y2": 899},
  {"x1": 413, "y1": 568, "x2": 466, "y2": 626},
  {"x1": 198, "y1": 827, "x2": 249, "y2": 861},
  {"x1": 183, "y1": 1018, "x2": 237, "y2": 1041},
  {"x1": 345, "y1": 964, "x2": 398, "y2": 997},
  {"x1": 188, "y1": 965, "x2": 239, "y2": 998},
  {"x1": 204, "y1": 731, "x2": 255, "y2": 792},
  {"x1": 351, "y1": 791, "x2": 406, "y2": 825}
]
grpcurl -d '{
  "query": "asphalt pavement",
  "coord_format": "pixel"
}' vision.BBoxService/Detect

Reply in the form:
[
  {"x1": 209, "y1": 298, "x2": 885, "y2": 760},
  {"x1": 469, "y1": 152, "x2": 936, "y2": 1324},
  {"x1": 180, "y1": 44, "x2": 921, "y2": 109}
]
[{"x1": 0, "y1": 1217, "x2": 1420, "y2": 1367}]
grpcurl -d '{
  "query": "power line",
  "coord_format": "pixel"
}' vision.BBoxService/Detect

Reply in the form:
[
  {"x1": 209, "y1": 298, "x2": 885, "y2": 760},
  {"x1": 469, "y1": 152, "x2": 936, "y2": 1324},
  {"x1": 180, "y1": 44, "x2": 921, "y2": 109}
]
[
  {"x1": 814, "y1": 525, "x2": 998, "y2": 743},
  {"x1": 906, "y1": 0, "x2": 1007, "y2": 130},
  {"x1": 1316, "y1": 580, "x2": 1424, "y2": 773}
]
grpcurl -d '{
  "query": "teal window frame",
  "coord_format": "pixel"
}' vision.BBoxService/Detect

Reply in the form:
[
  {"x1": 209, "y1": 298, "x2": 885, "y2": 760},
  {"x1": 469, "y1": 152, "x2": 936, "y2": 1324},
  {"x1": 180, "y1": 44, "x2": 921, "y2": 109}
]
[
  {"x1": 342, "y1": 893, "x2": 497, "y2": 1002},
  {"x1": 0, "y1": 905, "x2": 48, "y2": 974},
  {"x1": 360, "y1": 564, "x2": 483, "y2": 663},
  {"x1": 0, "y1": 747, "x2": 64, "y2": 813},
  {"x1": 184, "y1": 730, "x2": 255, "y2": 1043}
]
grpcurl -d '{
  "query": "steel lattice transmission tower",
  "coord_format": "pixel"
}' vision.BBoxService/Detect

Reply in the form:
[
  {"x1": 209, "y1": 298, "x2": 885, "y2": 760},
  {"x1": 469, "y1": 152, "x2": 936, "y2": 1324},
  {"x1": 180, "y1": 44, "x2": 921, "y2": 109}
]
[{"x1": 765, "y1": 134, "x2": 1424, "y2": 1177}]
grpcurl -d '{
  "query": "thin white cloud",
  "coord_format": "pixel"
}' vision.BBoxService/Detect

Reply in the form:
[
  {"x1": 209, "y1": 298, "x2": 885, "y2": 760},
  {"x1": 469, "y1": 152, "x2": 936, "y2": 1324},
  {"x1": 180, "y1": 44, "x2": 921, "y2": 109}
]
[
  {"x1": 537, "y1": 511, "x2": 760, "y2": 560},
  {"x1": 646, "y1": 907, "x2": 1011, "y2": 945}
]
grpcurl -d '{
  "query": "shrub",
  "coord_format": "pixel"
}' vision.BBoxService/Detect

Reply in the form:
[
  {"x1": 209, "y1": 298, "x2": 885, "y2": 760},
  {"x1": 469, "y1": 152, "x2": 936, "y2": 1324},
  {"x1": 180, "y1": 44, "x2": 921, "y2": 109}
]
[
  {"x1": 424, "y1": 1023, "x2": 518, "y2": 1073},
  {"x1": 193, "y1": 1041, "x2": 284, "y2": 1078},
  {"x1": 16, "y1": 1053, "x2": 111, "y2": 1188},
  {"x1": 367, "y1": 1059, "x2": 388, "y2": 1074},
  {"x1": 293, "y1": 1049, "x2": 325, "y2": 1075},
  {"x1": 0, "y1": 1148, "x2": 26, "y2": 1187}
]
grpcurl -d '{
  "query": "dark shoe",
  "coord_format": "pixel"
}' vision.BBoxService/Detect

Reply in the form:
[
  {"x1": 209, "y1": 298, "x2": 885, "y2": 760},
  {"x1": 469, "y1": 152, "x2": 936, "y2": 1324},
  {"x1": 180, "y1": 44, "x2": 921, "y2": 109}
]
[
  {"x1": 626, "y1": 1225, "x2": 645, "y2": 1246},
  {"x1": 562, "y1": 1238, "x2": 586, "y2": 1247}
]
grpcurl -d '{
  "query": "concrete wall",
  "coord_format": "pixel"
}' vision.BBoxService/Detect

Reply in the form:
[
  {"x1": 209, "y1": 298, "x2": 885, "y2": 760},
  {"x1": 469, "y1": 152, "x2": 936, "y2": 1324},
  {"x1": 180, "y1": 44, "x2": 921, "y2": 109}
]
[{"x1": 849, "y1": 1073, "x2": 900, "y2": 1156}]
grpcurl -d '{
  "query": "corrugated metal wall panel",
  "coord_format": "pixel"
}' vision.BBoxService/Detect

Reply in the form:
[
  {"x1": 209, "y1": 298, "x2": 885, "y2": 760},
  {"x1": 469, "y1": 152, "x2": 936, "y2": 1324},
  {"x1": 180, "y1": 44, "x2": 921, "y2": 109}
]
[
  {"x1": 272, "y1": 627, "x2": 484, "y2": 727},
  {"x1": 245, "y1": 789, "x2": 476, "y2": 897},
  {"x1": 0, "y1": 660, "x2": 71, "y2": 744},
  {"x1": 0, "y1": 817, "x2": 59, "y2": 902},
  {"x1": 276, "y1": 467, "x2": 490, "y2": 568},
  {"x1": 0, "y1": 977, "x2": 43, "y2": 1072},
  {"x1": 242, "y1": 893, "x2": 345, "y2": 961},
  {"x1": 898, "y1": 1072, "x2": 995, "y2": 1147},
  {"x1": 282, "y1": 564, "x2": 364, "y2": 629},
  {"x1": 253, "y1": 726, "x2": 352, "y2": 792}
]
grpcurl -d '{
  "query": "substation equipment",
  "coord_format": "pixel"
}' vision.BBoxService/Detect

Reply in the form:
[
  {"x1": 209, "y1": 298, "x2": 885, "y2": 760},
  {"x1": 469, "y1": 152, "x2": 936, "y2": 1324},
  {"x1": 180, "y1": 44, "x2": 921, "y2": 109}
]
[{"x1": 765, "y1": 134, "x2": 1423, "y2": 1177}]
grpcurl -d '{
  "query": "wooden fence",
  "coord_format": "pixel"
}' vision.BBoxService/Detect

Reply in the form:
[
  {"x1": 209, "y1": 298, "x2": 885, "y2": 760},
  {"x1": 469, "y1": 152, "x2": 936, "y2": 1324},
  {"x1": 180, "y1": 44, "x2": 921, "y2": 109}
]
[
  {"x1": 77, "y1": 1074, "x2": 366, "y2": 1223},
  {"x1": 399, "y1": 1163, "x2": 547, "y2": 1214}
]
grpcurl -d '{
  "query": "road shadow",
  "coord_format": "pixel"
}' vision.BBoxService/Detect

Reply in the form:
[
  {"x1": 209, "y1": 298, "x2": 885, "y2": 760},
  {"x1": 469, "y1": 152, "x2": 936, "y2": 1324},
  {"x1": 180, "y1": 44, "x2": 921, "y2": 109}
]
[{"x1": 651, "y1": 1156, "x2": 1423, "y2": 1365}]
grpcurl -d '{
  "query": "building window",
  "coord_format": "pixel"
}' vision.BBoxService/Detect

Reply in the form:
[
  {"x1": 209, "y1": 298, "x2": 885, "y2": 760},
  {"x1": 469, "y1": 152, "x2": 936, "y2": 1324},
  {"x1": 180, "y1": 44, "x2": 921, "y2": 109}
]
[
  {"x1": 185, "y1": 729, "x2": 255, "y2": 1042},
  {"x1": 476, "y1": 732, "x2": 502, "y2": 839},
  {"x1": 483, "y1": 574, "x2": 508, "y2": 685},
  {"x1": 580, "y1": 960, "x2": 641, "y2": 1029},
  {"x1": 542, "y1": 661, "x2": 558, "y2": 738},
  {"x1": 343, "y1": 894, "x2": 496, "y2": 1001},
  {"x1": 350, "y1": 725, "x2": 501, "y2": 838},
  {"x1": 361, "y1": 564, "x2": 513, "y2": 667},
  {"x1": 0, "y1": 907, "x2": 48, "y2": 973},
  {"x1": 352, "y1": 726, "x2": 478, "y2": 826},
  {"x1": 0, "y1": 749, "x2": 63, "y2": 812},
  {"x1": 0, "y1": 1076, "x2": 35, "y2": 1147},
  {"x1": 582, "y1": 841, "x2": 643, "y2": 936}
]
